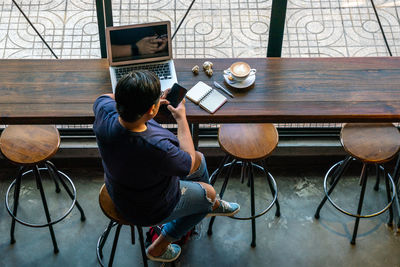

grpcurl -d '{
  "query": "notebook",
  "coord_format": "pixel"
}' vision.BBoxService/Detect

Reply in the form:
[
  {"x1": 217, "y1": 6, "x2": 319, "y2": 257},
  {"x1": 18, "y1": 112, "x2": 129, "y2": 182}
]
[
  {"x1": 186, "y1": 81, "x2": 227, "y2": 113},
  {"x1": 106, "y1": 21, "x2": 177, "y2": 93}
]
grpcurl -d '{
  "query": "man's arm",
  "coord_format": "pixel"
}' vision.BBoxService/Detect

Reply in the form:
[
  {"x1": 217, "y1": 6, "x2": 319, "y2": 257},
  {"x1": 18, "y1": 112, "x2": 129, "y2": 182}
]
[
  {"x1": 111, "y1": 45, "x2": 132, "y2": 59},
  {"x1": 94, "y1": 94, "x2": 115, "y2": 114},
  {"x1": 167, "y1": 99, "x2": 201, "y2": 174}
]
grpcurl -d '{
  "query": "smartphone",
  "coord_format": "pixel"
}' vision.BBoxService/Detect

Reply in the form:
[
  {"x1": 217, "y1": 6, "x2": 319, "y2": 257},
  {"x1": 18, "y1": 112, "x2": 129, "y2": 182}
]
[{"x1": 166, "y1": 83, "x2": 188, "y2": 108}]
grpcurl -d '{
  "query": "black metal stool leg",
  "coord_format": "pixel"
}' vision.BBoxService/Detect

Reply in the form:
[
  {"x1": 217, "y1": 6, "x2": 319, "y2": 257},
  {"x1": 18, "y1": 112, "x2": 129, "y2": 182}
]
[
  {"x1": 33, "y1": 165, "x2": 59, "y2": 253},
  {"x1": 47, "y1": 163, "x2": 61, "y2": 193},
  {"x1": 208, "y1": 159, "x2": 236, "y2": 236},
  {"x1": 218, "y1": 159, "x2": 236, "y2": 199},
  {"x1": 247, "y1": 163, "x2": 251, "y2": 187},
  {"x1": 240, "y1": 163, "x2": 246, "y2": 184},
  {"x1": 46, "y1": 161, "x2": 86, "y2": 221},
  {"x1": 210, "y1": 155, "x2": 230, "y2": 185},
  {"x1": 374, "y1": 164, "x2": 380, "y2": 191},
  {"x1": 10, "y1": 167, "x2": 23, "y2": 244},
  {"x1": 137, "y1": 226, "x2": 149, "y2": 267},
  {"x1": 392, "y1": 155, "x2": 400, "y2": 229},
  {"x1": 398, "y1": 192, "x2": 400, "y2": 230},
  {"x1": 351, "y1": 164, "x2": 368, "y2": 245},
  {"x1": 109, "y1": 224, "x2": 122, "y2": 267},
  {"x1": 267, "y1": 172, "x2": 280, "y2": 217},
  {"x1": 98, "y1": 221, "x2": 114, "y2": 259},
  {"x1": 130, "y1": 226, "x2": 136, "y2": 245},
  {"x1": 384, "y1": 166, "x2": 394, "y2": 227},
  {"x1": 393, "y1": 155, "x2": 400, "y2": 185},
  {"x1": 315, "y1": 157, "x2": 352, "y2": 219},
  {"x1": 329, "y1": 156, "x2": 351, "y2": 185},
  {"x1": 249, "y1": 162, "x2": 256, "y2": 247},
  {"x1": 397, "y1": 174, "x2": 400, "y2": 229},
  {"x1": 262, "y1": 160, "x2": 280, "y2": 217}
]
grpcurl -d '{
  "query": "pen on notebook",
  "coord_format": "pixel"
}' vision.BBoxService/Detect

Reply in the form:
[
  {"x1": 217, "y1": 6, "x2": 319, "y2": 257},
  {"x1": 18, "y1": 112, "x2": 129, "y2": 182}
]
[{"x1": 213, "y1": 81, "x2": 234, "y2": 98}]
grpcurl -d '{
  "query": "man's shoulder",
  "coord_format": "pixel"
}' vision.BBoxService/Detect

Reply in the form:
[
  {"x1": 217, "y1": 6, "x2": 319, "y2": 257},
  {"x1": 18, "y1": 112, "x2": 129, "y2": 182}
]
[{"x1": 94, "y1": 95, "x2": 115, "y2": 112}]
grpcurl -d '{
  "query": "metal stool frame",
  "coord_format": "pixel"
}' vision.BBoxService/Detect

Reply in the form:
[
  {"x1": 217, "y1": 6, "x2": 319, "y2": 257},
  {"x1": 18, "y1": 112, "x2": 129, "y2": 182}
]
[
  {"x1": 5, "y1": 160, "x2": 86, "y2": 253},
  {"x1": 315, "y1": 156, "x2": 396, "y2": 244},
  {"x1": 208, "y1": 155, "x2": 280, "y2": 247},
  {"x1": 391, "y1": 155, "x2": 400, "y2": 229},
  {"x1": 97, "y1": 220, "x2": 148, "y2": 267}
]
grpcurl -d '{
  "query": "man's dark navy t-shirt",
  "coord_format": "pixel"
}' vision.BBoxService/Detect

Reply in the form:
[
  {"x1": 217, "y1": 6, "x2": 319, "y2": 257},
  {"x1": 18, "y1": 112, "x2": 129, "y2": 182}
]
[{"x1": 93, "y1": 95, "x2": 192, "y2": 225}]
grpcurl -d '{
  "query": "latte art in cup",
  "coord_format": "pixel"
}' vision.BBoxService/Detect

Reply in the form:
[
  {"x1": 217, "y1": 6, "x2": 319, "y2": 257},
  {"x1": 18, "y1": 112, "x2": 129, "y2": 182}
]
[
  {"x1": 231, "y1": 62, "x2": 251, "y2": 77},
  {"x1": 229, "y1": 62, "x2": 256, "y2": 82}
]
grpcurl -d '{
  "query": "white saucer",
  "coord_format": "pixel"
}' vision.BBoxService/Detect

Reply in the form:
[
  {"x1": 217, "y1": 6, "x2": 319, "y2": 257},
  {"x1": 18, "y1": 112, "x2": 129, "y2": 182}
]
[{"x1": 223, "y1": 73, "x2": 256, "y2": 89}]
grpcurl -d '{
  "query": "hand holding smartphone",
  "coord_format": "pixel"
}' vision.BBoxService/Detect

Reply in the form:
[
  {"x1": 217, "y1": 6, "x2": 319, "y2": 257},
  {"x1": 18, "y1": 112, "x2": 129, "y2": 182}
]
[{"x1": 166, "y1": 83, "x2": 187, "y2": 108}]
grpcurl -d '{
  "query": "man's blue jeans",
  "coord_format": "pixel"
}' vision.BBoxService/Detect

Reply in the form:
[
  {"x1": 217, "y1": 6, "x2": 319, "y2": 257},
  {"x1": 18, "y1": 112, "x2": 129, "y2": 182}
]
[{"x1": 159, "y1": 154, "x2": 213, "y2": 242}]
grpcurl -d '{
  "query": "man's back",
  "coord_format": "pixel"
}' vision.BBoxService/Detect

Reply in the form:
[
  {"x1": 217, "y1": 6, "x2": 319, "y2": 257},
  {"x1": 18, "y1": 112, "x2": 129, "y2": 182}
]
[{"x1": 93, "y1": 95, "x2": 191, "y2": 225}]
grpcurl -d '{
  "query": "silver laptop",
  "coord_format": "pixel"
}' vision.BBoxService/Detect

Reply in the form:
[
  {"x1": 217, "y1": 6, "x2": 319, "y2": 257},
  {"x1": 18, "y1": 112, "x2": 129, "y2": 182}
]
[{"x1": 106, "y1": 21, "x2": 177, "y2": 93}]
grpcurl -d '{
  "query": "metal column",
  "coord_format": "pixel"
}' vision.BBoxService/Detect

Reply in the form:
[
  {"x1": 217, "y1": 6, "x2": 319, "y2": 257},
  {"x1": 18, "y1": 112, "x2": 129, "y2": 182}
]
[{"x1": 267, "y1": 0, "x2": 288, "y2": 57}]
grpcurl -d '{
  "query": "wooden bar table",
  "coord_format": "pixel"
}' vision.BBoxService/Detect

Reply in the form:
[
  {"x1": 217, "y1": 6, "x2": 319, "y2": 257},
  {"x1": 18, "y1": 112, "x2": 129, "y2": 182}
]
[
  {"x1": 179, "y1": 57, "x2": 400, "y2": 123},
  {"x1": 1, "y1": 58, "x2": 400, "y2": 124},
  {"x1": 1, "y1": 57, "x2": 400, "y2": 227}
]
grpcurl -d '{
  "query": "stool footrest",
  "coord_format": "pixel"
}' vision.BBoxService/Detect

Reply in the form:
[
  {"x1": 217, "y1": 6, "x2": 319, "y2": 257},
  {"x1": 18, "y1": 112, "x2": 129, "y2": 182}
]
[
  {"x1": 323, "y1": 160, "x2": 396, "y2": 219},
  {"x1": 229, "y1": 170, "x2": 278, "y2": 220},
  {"x1": 5, "y1": 166, "x2": 78, "y2": 228},
  {"x1": 97, "y1": 221, "x2": 150, "y2": 267},
  {"x1": 208, "y1": 158, "x2": 280, "y2": 248}
]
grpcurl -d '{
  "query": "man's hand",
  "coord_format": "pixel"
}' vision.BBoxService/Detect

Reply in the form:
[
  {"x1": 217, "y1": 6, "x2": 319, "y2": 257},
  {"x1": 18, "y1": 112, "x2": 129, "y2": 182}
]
[
  {"x1": 136, "y1": 36, "x2": 166, "y2": 55},
  {"x1": 167, "y1": 98, "x2": 186, "y2": 121},
  {"x1": 159, "y1": 89, "x2": 170, "y2": 106},
  {"x1": 157, "y1": 37, "x2": 167, "y2": 51}
]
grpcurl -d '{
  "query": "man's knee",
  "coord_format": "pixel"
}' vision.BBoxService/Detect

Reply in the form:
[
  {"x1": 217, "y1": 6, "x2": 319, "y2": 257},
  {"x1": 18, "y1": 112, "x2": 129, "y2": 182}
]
[
  {"x1": 189, "y1": 151, "x2": 203, "y2": 175},
  {"x1": 197, "y1": 182, "x2": 216, "y2": 203},
  {"x1": 194, "y1": 151, "x2": 203, "y2": 167},
  {"x1": 195, "y1": 151, "x2": 204, "y2": 158}
]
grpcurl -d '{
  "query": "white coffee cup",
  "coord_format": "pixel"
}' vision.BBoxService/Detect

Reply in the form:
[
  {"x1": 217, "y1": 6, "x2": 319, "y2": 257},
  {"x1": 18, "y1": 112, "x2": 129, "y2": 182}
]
[{"x1": 228, "y1": 62, "x2": 256, "y2": 82}]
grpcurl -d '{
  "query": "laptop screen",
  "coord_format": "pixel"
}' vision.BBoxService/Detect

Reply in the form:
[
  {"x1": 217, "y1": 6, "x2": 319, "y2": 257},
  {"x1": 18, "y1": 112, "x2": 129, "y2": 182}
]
[{"x1": 106, "y1": 21, "x2": 172, "y2": 66}]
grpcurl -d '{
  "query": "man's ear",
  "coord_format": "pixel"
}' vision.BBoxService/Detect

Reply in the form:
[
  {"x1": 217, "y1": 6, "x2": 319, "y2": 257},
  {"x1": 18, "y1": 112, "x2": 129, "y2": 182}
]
[{"x1": 147, "y1": 104, "x2": 157, "y2": 116}]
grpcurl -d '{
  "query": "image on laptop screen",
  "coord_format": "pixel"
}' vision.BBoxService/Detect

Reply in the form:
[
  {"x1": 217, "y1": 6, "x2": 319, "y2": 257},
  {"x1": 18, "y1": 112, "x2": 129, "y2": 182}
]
[{"x1": 109, "y1": 23, "x2": 170, "y2": 63}]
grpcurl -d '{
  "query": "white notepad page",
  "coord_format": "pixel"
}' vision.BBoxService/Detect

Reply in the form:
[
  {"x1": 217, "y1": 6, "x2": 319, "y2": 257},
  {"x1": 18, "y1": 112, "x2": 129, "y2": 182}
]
[
  {"x1": 186, "y1": 81, "x2": 213, "y2": 104},
  {"x1": 199, "y1": 89, "x2": 227, "y2": 113}
]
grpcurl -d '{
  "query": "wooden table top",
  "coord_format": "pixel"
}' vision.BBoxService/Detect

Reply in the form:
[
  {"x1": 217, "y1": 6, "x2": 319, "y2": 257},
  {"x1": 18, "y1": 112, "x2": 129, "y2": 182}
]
[{"x1": 1, "y1": 57, "x2": 400, "y2": 124}]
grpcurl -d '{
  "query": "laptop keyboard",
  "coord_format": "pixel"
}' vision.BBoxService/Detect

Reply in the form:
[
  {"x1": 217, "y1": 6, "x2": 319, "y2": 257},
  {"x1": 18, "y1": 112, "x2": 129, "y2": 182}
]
[{"x1": 115, "y1": 63, "x2": 172, "y2": 81}]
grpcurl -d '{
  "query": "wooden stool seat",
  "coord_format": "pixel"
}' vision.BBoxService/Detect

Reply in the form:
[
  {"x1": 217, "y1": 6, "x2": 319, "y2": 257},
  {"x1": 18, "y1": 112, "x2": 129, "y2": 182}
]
[
  {"x1": 99, "y1": 184, "x2": 131, "y2": 226},
  {"x1": 218, "y1": 124, "x2": 278, "y2": 161},
  {"x1": 341, "y1": 123, "x2": 400, "y2": 163},
  {"x1": 0, "y1": 125, "x2": 60, "y2": 165}
]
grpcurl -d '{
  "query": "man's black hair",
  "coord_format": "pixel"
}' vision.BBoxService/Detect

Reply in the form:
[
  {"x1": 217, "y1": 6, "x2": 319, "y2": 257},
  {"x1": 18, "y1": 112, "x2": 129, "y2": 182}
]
[{"x1": 115, "y1": 70, "x2": 161, "y2": 122}]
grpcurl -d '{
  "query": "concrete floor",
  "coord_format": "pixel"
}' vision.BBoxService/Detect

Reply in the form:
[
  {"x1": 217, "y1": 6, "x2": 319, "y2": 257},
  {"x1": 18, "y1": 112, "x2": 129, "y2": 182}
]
[{"x1": 0, "y1": 157, "x2": 399, "y2": 267}]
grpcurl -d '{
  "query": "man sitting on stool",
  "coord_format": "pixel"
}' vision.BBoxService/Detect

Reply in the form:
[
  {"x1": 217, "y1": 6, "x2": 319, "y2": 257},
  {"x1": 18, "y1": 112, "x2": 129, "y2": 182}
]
[{"x1": 93, "y1": 70, "x2": 240, "y2": 262}]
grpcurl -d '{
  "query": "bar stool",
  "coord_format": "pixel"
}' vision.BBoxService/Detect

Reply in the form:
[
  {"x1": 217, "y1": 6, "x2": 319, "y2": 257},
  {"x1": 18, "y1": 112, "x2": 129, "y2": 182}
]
[
  {"x1": 97, "y1": 184, "x2": 178, "y2": 267},
  {"x1": 1, "y1": 125, "x2": 86, "y2": 253},
  {"x1": 314, "y1": 123, "x2": 399, "y2": 244},
  {"x1": 207, "y1": 123, "x2": 280, "y2": 247},
  {"x1": 97, "y1": 184, "x2": 150, "y2": 267}
]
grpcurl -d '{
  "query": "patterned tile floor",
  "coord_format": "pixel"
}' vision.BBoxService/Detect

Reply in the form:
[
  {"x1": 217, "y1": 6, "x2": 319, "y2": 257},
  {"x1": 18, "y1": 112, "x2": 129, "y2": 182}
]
[{"x1": 0, "y1": 0, "x2": 399, "y2": 59}]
